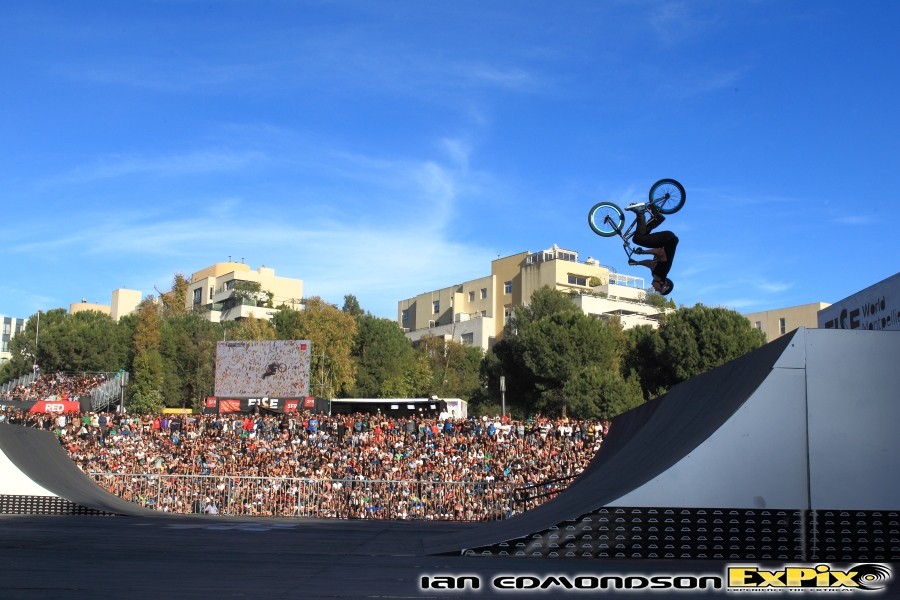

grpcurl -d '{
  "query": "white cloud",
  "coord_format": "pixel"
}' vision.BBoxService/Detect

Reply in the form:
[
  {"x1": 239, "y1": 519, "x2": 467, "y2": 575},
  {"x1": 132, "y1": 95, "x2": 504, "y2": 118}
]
[{"x1": 52, "y1": 150, "x2": 267, "y2": 183}]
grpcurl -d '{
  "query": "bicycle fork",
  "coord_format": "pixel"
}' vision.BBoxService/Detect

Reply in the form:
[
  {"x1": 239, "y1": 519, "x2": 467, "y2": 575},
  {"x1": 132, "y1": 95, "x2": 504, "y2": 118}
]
[{"x1": 603, "y1": 216, "x2": 639, "y2": 259}]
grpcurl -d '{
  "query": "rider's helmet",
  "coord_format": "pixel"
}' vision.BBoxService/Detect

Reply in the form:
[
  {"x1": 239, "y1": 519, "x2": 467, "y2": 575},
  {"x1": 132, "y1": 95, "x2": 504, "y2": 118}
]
[{"x1": 660, "y1": 278, "x2": 674, "y2": 295}]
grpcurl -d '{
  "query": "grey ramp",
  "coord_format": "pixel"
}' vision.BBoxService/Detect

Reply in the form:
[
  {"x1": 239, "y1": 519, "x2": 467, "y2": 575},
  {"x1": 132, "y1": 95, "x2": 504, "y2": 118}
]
[
  {"x1": 423, "y1": 330, "x2": 795, "y2": 555},
  {"x1": 615, "y1": 328, "x2": 900, "y2": 510},
  {"x1": 0, "y1": 423, "x2": 158, "y2": 516},
  {"x1": 610, "y1": 330, "x2": 810, "y2": 508},
  {"x1": 805, "y1": 329, "x2": 900, "y2": 508}
]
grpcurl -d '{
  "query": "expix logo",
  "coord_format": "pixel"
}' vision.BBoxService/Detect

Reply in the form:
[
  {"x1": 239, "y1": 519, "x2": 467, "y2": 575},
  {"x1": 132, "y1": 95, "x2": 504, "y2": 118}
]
[{"x1": 728, "y1": 563, "x2": 892, "y2": 590}]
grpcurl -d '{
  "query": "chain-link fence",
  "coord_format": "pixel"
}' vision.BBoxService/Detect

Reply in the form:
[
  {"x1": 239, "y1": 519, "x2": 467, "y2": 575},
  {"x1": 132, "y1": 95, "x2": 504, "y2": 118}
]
[{"x1": 89, "y1": 473, "x2": 521, "y2": 521}]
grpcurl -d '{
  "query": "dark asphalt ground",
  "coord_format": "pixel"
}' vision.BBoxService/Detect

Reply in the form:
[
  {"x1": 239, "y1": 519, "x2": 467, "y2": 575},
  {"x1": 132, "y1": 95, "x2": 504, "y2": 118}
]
[{"x1": 2, "y1": 515, "x2": 897, "y2": 599}]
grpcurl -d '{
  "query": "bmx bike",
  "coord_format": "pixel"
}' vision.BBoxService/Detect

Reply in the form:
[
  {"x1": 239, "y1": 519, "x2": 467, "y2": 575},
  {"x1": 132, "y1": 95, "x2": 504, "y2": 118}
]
[
  {"x1": 262, "y1": 361, "x2": 287, "y2": 379},
  {"x1": 587, "y1": 178, "x2": 686, "y2": 259}
]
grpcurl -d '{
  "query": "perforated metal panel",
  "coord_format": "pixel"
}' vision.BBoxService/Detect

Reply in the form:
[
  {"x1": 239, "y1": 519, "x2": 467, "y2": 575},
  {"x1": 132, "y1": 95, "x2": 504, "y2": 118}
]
[
  {"x1": 465, "y1": 507, "x2": 900, "y2": 561},
  {"x1": 0, "y1": 494, "x2": 113, "y2": 516},
  {"x1": 810, "y1": 510, "x2": 900, "y2": 561}
]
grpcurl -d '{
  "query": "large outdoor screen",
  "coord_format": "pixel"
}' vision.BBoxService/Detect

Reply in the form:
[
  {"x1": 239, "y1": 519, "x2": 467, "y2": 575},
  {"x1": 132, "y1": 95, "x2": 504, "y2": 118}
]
[{"x1": 214, "y1": 340, "x2": 312, "y2": 398}]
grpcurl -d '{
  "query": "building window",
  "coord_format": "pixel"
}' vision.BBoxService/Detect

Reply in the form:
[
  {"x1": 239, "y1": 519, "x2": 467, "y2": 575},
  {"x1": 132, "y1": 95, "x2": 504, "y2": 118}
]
[
  {"x1": 755, "y1": 321, "x2": 762, "y2": 330},
  {"x1": 480, "y1": 288, "x2": 488, "y2": 299},
  {"x1": 504, "y1": 281, "x2": 512, "y2": 294},
  {"x1": 433, "y1": 300, "x2": 440, "y2": 314},
  {"x1": 2, "y1": 323, "x2": 9, "y2": 336},
  {"x1": 481, "y1": 310, "x2": 486, "y2": 317},
  {"x1": 461, "y1": 332, "x2": 474, "y2": 346},
  {"x1": 504, "y1": 305, "x2": 512, "y2": 324},
  {"x1": 779, "y1": 317, "x2": 786, "y2": 335},
  {"x1": 401, "y1": 309, "x2": 409, "y2": 323},
  {"x1": 193, "y1": 288, "x2": 202, "y2": 306},
  {"x1": 468, "y1": 291, "x2": 475, "y2": 302},
  {"x1": 568, "y1": 274, "x2": 587, "y2": 286}
]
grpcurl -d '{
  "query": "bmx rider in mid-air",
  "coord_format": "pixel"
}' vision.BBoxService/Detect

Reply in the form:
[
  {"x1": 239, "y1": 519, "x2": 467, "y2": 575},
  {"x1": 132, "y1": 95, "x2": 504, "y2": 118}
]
[{"x1": 625, "y1": 202, "x2": 678, "y2": 296}]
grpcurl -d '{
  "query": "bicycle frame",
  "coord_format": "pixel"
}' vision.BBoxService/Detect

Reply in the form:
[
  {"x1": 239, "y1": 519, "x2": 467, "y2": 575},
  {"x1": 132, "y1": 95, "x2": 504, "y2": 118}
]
[
  {"x1": 606, "y1": 215, "x2": 642, "y2": 259},
  {"x1": 588, "y1": 179, "x2": 685, "y2": 260}
]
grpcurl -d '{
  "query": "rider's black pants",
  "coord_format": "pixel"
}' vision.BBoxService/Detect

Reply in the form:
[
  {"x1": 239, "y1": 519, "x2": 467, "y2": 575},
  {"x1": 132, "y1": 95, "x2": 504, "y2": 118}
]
[{"x1": 633, "y1": 210, "x2": 677, "y2": 248}]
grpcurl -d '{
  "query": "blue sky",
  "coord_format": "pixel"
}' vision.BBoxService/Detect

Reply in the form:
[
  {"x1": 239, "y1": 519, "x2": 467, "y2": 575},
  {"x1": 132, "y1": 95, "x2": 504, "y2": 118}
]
[{"x1": 2, "y1": 1, "x2": 898, "y2": 321}]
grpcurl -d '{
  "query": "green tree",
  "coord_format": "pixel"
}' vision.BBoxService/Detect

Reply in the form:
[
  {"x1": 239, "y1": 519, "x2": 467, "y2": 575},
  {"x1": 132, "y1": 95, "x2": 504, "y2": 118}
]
[
  {"x1": 416, "y1": 335, "x2": 483, "y2": 400},
  {"x1": 0, "y1": 309, "x2": 128, "y2": 380},
  {"x1": 645, "y1": 289, "x2": 675, "y2": 310},
  {"x1": 658, "y1": 304, "x2": 766, "y2": 383},
  {"x1": 229, "y1": 315, "x2": 276, "y2": 341},
  {"x1": 512, "y1": 285, "x2": 581, "y2": 329},
  {"x1": 480, "y1": 286, "x2": 581, "y2": 415},
  {"x1": 160, "y1": 313, "x2": 219, "y2": 410},
  {"x1": 379, "y1": 354, "x2": 432, "y2": 397},
  {"x1": 272, "y1": 306, "x2": 303, "y2": 339},
  {"x1": 342, "y1": 294, "x2": 365, "y2": 318},
  {"x1": 563, "y1": 363, "x2": 644, "y2": 419},
  {"x1": 158, "y1": 273, "x2": 189, "y2": 317},
  {"x1": 276, "y1": 298, "x2": 357, "y2": 397},
  {"x1": 352, "y1": 314, "x2": 423, "y2": 397},
  {"x1": 521, "y1": 310, "x2": 626, "y2": 417},
  {"x1": 622, "y1": 306, "x2": 766, "y2": 399},
  {"x1": 128, "y1": 299, "x2": 165, "y2": 413},
  {"x1": 1, "y1": 310, "x2": 61, "y2": 379},
  {"x1": 621, "y1": 324, "x2": 668, "y2": 400}
]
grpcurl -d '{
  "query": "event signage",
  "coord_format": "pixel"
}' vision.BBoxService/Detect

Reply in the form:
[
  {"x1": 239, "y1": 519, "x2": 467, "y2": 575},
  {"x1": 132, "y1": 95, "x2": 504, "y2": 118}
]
[{"x1": 203, "y1": 396, "x2": 310, "y2": 415}]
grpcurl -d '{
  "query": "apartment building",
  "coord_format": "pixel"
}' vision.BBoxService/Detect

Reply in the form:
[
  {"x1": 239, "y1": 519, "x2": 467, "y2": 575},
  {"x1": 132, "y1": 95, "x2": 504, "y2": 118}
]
[
  {"x1": 398, "y1": 244, "x2": 668, "y2": 350},
  {"x1": 743, "y1": 302, "x2": 830, "y2": 342},
  {"x1": 69, "y1": 288, "x2": 143, "y2": 321},
  {"x1": 186, "y1": 261, "x2": 303, "y2": 323},
  {"x1": 1, "y1": 315, "x2": 26, "y2": 363}
]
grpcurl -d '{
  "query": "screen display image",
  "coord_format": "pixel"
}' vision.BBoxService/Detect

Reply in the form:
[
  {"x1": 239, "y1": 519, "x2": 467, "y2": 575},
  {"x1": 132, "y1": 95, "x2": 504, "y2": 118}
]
[{"x1": 214, "y1": 340, "x2": 311, "y2": 398}]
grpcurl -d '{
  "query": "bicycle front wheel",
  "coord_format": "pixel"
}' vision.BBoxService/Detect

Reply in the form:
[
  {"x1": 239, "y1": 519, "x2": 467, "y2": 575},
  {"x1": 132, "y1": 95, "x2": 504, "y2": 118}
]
[
  {"x1": 648, "y1": 178, "x2": 686, "y2": 214},
  {"x1": 588, "y1": 202, "x2": 625, "y2": 237}
]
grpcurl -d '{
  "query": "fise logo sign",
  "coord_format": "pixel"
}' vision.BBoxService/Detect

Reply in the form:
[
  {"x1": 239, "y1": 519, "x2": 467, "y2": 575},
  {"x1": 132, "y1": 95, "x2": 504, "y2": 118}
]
[{"x1": 728, "y1": 563, "x2": 892, "y2": 590}]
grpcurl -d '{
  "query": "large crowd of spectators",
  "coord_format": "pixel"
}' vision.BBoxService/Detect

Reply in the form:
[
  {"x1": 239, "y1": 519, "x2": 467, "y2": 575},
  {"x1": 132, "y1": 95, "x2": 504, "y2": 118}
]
[
  {"x1": 1, "y1": 371, "x2": 611, "y2": 521},
  {"x1": 1, "y1": 403, "x2": 610, "y2": 521},
  {"x1": 1, "y1": 371, "x2": 108, "y2": 402}
]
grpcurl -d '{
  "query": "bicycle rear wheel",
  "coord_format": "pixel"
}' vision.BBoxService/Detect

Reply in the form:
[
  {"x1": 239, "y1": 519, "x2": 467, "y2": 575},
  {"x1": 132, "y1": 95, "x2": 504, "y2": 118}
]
[
  {"x1": 648, "y1": 178, "x2": 686, "y2": 214},
  {"x1": 588, "y1": 202, "x2": 625, "y2": 237}
]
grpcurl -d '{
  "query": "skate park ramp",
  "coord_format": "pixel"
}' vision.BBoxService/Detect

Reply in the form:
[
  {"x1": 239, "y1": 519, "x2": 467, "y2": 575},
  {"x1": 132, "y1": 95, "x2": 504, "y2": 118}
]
[
  {"x1": 2, "y1": 328, "x2": 897, "y2": 559},
  {"x1": 425, "y1": 327, "x2": 900, "y2": 554},
  {"x1": 0, "y1": 420, "x2": 161, "y2": 516}
]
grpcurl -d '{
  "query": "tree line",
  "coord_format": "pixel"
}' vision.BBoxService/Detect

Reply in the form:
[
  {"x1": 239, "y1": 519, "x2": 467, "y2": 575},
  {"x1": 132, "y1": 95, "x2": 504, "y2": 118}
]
[{"x1": 0, "y1": 278, "x2": 766, "y2": 419}]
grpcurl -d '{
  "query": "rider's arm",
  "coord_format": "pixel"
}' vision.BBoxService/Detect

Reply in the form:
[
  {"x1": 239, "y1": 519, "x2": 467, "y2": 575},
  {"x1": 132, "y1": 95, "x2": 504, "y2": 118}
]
[{"x1": 648, "y1": 247, "x2": 667, "y2": 262}]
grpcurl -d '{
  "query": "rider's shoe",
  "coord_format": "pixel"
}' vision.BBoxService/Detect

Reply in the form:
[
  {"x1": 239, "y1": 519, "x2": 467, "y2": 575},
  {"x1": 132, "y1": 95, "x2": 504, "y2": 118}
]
[
  {"x1": 632, "y1": 248, "x2": 649, "y2": 254},
  {"x1": 628, "y1": 259, "x2": 638, "y2": 266},
  {"x1": 624, "y1": 202, "x2": 646, "y2": 212}
]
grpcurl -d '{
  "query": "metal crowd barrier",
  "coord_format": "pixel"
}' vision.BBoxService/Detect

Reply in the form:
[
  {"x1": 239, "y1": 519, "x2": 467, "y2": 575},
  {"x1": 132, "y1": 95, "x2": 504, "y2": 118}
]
[{"x1": 88, "y1": 473, "x2": 520, "y2": 521}]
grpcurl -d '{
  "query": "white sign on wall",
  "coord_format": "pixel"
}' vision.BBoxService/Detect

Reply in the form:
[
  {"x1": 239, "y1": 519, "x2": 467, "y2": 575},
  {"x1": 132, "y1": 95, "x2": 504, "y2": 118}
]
[{"x1": 818, "y1": 272, "x2": 900, "y2": 332}]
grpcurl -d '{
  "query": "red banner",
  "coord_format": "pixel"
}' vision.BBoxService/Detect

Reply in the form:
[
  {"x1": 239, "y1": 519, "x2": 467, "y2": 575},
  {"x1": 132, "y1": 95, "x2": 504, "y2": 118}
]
[{"x1": 27, "y1": 400, "x2": 81, "y2": 413}]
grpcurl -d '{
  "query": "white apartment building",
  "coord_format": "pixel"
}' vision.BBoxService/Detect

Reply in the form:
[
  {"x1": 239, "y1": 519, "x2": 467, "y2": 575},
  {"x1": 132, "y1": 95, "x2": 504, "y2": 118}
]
[{"x1": 399, "y1": 244, "x2": 670, "y2": 351}]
